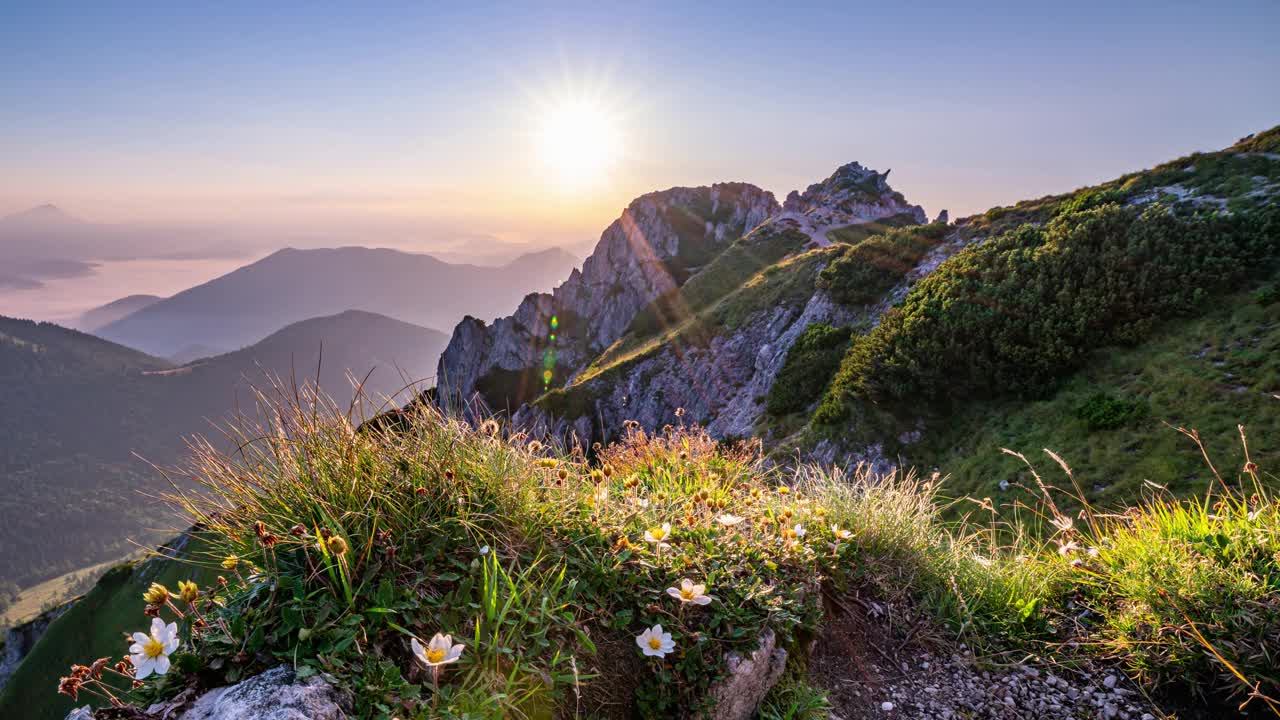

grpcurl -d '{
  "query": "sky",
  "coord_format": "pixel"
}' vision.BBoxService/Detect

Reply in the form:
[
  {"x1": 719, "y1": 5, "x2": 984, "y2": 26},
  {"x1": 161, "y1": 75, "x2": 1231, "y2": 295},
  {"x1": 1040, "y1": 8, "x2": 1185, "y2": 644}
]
[{"x1": 2, "y1": 0, "x2": 1279, "y2": 251}]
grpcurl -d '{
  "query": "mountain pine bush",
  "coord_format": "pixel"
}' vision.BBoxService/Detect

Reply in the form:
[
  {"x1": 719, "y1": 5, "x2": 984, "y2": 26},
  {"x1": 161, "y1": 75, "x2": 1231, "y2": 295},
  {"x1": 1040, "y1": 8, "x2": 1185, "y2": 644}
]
[{"x1": 816, "y1": 203, "x2": 1280, "y2": 422}]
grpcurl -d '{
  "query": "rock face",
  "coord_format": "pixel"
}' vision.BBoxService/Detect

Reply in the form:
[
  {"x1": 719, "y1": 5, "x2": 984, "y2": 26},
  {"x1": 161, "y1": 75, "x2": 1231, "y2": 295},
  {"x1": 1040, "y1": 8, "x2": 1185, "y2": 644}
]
[
  {"x1": 66, "y1": 666, "x2": 350, "y2": 720},
  {"x1": 0, "y1": 601, "x2": 72, "y2": 690},
  {"x1": 436, "y1": 183, "x2": 779, "y2": 412},
  {"x1": 707, "y1": 629, "x2": 788, "y2": 720},
  {"x1": 502, "y1": 161, "x2": 948, "y2": 459}
]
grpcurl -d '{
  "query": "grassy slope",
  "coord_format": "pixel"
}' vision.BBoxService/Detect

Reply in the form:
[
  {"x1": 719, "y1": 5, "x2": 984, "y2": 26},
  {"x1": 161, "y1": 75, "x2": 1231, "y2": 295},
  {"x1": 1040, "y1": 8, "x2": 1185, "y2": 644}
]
[
  {"x1": 540, "y1": 246, "x2": 838, "y2": 413},
  {"x1": 0, "y1": 535, "x2": 219, "y2": 720},
  {"x1": 912, "y1": 288, "x2": 1280, "y2": 509}
]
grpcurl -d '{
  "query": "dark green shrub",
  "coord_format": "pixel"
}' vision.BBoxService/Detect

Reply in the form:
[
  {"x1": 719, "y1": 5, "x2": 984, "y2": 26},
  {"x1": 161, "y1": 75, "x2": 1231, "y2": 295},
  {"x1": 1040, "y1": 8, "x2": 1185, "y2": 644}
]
[
  {"x1": 1055, "y1": 187, "x2": 1126, "y2": 216},
  {"x1": 1075, "y1": 393, "x2": 1146, "y2": 431},
  {"x1": 766, "y1": 324, "x2": 852, "y2": 415},
  {"x1": 1254, "y1": 283, "x2": 1280, "y2": 305}
]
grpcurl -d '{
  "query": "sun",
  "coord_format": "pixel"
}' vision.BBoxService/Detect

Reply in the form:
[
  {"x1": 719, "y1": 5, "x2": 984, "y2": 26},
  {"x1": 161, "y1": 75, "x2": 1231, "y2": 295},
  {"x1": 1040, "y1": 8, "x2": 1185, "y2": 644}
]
[{"x1": 536, "y1": 97, "x2": 622, "y2": 189}]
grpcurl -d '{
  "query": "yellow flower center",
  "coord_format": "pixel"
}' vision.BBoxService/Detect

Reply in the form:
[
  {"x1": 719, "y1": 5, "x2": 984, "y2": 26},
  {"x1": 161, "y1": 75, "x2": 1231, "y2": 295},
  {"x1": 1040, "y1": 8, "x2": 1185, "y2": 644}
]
[
  {"x1": 143, "y1": 638, "x2": 166, "y2": 659},
  {"x1": 426, "y1": 648, "x2": 445, "y2": 663},
  {"x1": 649, "y1": 527, "x2": 666, "y2": 540},
  {"x1": 680, "y1": 588, "x2": 695, "y2": 600},
  {"x1": 648, "y1": 637, "x2": 662, "y2": 650}
]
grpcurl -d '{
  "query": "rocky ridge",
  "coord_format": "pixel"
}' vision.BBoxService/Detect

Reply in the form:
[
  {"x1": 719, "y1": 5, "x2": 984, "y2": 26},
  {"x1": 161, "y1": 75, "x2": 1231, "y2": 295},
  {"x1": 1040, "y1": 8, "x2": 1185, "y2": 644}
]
[
  {"x1": 438, "y1": 162, "x2": 932, "y2": 451},
  {"x1": 483, "y1": 164, "x2": 938, "y2": 453},
  {"x1": 436, "y1": 183, "x2": 779, "y2": 413}
]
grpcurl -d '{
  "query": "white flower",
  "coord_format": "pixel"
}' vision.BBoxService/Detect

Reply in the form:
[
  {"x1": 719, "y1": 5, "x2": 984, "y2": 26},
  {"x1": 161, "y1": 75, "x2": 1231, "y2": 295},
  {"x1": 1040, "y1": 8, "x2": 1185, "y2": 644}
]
[
  {"x1": 128, "y1": 617, "x2": 179, "y2": 679},
  {"x1": 793, "y1": 524, "x2": 806, "y2": 538},
  {"x1": 715, "y1": 514, "x2": 745, "y2": 527},
  {"x1": 644, "y1": 523, "x2": 672, "y2": 545},
  {"x1": 635, "y1": 624, "x2": 675, "y2": 658},
  {"x1": 1057, "y1": 540, "x2": 1080, "y2": 556},
  {"x1": 666, "y1": 578, "x2": 714, "y2": 605},
  {"x1": 411, "y1": 633, "x2": 465, "y2": 667},
  {"x1": 631, "y1": 497, "x2": 650, "y2": 509},
  {"x1": 594, "y1": 486, "x2": 610, "y2": 503},
  {"x1": 479, "y1": 545, "x2": 490, "y2": 556},
  {"x1": 831, "y1": 524, "x2": 852, "y2": 540}
]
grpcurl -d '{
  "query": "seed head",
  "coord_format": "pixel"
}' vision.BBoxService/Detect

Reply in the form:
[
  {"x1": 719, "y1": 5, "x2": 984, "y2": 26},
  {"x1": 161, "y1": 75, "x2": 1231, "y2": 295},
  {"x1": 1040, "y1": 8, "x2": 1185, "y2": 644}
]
[{"x1": 326, "y1": 535, "x2": 349, "y2": 556}]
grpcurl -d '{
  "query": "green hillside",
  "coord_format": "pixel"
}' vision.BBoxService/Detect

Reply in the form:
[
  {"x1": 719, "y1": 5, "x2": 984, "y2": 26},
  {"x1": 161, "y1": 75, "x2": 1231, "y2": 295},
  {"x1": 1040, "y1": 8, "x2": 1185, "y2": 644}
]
[
  {"x1": 796, "y1": 127, "x2": 1280, "y2": 487},
  {"x1": 0, "y1": 534, "x2": 219, "y2": 720},
  {"x1": 0, "y1": 311, "x2": 446, "y2": 592}
]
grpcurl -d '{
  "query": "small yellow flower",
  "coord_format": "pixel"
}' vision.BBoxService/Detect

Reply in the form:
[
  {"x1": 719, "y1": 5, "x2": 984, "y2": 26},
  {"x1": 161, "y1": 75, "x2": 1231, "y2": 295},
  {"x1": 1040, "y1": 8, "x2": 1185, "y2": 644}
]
[
  {"x1": 220, "y1": 555, "x2": 240, "y2": 570},
  {"x1": 177, "y1": 580, "x2": 199, "y2": 604},
  {"x1": 142, "y1": 583, "x2": 170, "y2": 605}
]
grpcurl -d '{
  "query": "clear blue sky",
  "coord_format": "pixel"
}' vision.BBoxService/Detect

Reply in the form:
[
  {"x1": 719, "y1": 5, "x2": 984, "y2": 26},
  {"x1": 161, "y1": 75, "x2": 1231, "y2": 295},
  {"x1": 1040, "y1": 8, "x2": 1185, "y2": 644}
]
[{"x1": 2, "y1": 0, "x2": 1278, "y2": 243}]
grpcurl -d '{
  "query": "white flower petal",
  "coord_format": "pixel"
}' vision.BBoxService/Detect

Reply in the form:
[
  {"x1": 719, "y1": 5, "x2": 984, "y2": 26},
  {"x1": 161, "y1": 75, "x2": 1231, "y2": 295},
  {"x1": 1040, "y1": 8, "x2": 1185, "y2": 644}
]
[
  {"x1": 134, "y1": 657, "x2": 155, "y2": 680},
  {"x1": 129, "y1": 643, "x2": 144, "y2": 654},
  {"x1": 666, "y1": 587, "x2": 681, "y2": 598},
  {"x1": 154, "y1": 654, "x2": 171, "y2": 675},
  {"x1": 150, "y1": 617, "x2": 166, "y2": 637},
  {"x1": 694, "y1": 595, "x2": 713, "y2": 605},
  {"x1": 165, "y1": 635, "x2": 180, "y2": 654},
  {"x1": 131, "y1": 632, "x2": 150, "y2": 645}
]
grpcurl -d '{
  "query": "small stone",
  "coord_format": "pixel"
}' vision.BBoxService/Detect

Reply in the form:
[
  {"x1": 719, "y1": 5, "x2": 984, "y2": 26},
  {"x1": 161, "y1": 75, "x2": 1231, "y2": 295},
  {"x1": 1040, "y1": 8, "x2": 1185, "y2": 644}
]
[
  {"x1": 881, "y1": 701, "x2": 895, "y2": 712},
  {"x1": 1103, "y1": 675, "x2": 1118, "y2": 689}
]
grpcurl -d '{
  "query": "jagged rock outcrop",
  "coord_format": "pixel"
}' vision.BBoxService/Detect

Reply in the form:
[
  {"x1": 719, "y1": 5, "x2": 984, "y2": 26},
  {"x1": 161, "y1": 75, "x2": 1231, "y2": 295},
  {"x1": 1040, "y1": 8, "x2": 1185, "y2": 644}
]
[
  {"x1": 436, "y1": 183, "x2": 779, "y2": 412},
  {"x1": 782, "y1": 162, "x2": 926, "y2": 231}
]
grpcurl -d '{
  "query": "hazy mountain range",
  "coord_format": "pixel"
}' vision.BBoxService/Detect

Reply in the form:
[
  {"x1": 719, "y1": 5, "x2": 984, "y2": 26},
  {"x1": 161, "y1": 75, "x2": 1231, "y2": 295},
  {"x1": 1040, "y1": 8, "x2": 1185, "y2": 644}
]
[{"x1": 93, "y1": 245, "x2": 579, "y2": 357}]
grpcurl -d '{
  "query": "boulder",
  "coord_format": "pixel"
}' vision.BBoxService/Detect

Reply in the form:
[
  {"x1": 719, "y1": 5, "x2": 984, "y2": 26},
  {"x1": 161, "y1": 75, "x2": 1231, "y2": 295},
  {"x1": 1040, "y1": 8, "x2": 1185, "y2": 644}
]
[
  {"x1": 180, "y1": 667, "x2": 349, "y2": 720},
  {"x1": 67, "y1": 666, "x2": 350, "y2": 720}
]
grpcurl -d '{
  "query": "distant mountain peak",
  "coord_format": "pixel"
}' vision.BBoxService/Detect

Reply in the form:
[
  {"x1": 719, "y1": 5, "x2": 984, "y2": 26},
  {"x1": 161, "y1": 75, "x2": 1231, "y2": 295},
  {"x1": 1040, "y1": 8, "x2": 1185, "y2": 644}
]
[{"x1": 1, "y1": 203, "x2": 85, "y2": 228}]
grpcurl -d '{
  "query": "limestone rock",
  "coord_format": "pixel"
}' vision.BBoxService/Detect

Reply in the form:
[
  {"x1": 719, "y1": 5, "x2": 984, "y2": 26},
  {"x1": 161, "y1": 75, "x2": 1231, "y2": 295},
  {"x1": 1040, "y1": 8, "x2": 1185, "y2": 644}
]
[
  {"x1": 707, "y1": 629, "x2": 788, "y2": 720},
  {"x1": 179, "y1": 666, "x2": 349, "y2": 720},
  {"x1": 934, "y1": 209, "x2": 949, "y2": 225}
]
